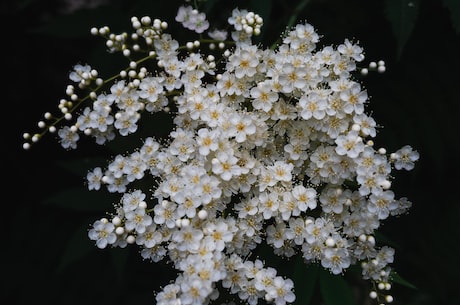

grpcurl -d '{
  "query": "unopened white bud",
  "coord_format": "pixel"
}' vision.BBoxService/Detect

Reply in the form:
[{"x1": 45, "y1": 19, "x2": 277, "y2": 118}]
[
  {"x1": 325, "y1": 237, "x2": 335, "y2": 247},
  {"x1": 369, "y1": 291, "x2": 378, "y2": 299},
  {"x1": 115, "y1": 227, "x2": 125, "y2": 235},
  {"x1": 126, "y1": 235, "x2": 136, "y2": 244},
  {"x1": 385, "y1": 295, "x2": 393, "y2": 303},
  {"x1": 367, "y1": 235, "x2": 375, "y2": 245},
  {"x1": 181, "y1": 218, "x2": 190, "y2": 227},
  {"x1": 381, "y1": 180, "x2": 391, "y2": 189},
  {"x1": 198, "y1": 210, "x2": 208, "y2": 220},
  {"x1": 112, "y1": 216, "x2": 122, "y2": 226}
]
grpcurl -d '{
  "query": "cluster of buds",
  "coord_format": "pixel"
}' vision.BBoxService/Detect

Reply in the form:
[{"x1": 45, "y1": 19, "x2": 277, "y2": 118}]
[{"x1": 24, "y1": 3, "x2": 419, "y2": 305}]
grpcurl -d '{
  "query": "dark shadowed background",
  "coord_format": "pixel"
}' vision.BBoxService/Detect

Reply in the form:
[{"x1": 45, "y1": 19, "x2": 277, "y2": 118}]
[{"x1": 3, "y1": 0, "x2": 460, "y2": 304}]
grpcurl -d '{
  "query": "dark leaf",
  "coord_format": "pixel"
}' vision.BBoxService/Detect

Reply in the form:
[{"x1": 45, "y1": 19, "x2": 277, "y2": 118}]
[
  {"x1": 319, "y1": 268, "x2": 356, "y2": 305},
  {"x1": 392, "y1": 271, "x2": 418, "y2": 290},
  {"x1": 56, "y1": 221, "x2": 96, "y2": 272},
  {"x1": 43, "y1": 187, "x2": 116, "y2": 212},
  {"x1": 293, "y1": 261, "x2": 319, "y2": 305},
  {"x1": 384, "y1": 0, "x2": 420, "y2": 59},
  {"x1": 443, "y1": 0, "x2": 460, "y2": 33}
]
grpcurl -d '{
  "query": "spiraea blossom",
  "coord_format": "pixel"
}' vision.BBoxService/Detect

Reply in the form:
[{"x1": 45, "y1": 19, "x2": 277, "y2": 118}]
[{"x1": 23, "y1": 2, "x2": 419, "y2": 305}]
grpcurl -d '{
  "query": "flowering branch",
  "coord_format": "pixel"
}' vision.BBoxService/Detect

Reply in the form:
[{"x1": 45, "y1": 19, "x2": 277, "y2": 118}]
[{"x1": 23, "y1": 2, "x2": 419, "y2": 305}]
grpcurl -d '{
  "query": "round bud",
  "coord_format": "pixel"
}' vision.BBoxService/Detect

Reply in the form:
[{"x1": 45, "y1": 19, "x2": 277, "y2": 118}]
[
  {"x1": 385, "y1": 295, "x2": 393, "y2": 303},
  {"x1": 198, "y1": 210, "x2": 208, "y2": 220},
  {"x1": 84, "y1": 128, "x2": 92, "y2": 135},
  {"x1": 112, "y1": 216, "x2": 122, "y2": 226},
  {"x1": 369, "y1": 291, "x2": 378, "y2": 299},
  {"x1": 90, "y1": 27, "x2": 98, "y2": 35},
  {"x1": 126, "y1": 235, "x2": 136, "y2": 244},
  {"x1": 380, "y1": 180, "x2": 391, "y2": 189},
  {"x1": 186, "y1": 42, "x2": 194, "y2": 49},
  {"x1": 128, "y1": 70, "x2": 137, "y2": 78},
  {"x1": 141, "y1": 16, "x2": 151, "y2": 25},
  {"x1": 378, "y1": 282, "x2": 385, "y2": 290},
  {"x1": 139, "y1": 201, "x2": 147, "y2": 209},
  {"x1": 115, "y1": 227, "x2": 125, "y2": 235},
  {"x1": 244, "y1": 26, "x2": 253, "y2": 34},
  {"x1": 38, "y1": 121, "x2": 46, "y2": 128},
  {"x1": 181, "y1": 218, "x2": 190, "y2": 227},
  {"x1": 325, "y1": 237, "x2": 335, "y2": 247},
  {"x1": 360, "y1": 68, "x2": 369, "y2": 76},
  {"x1": 161, "y1": 21, "x2": 168, "y2": 29},
  {"x1": 64, "y1": 113, "x2": 72, "y2": 120},
  {"x1": 193, "y1": 40, "x2": 200, "y2": 47},
  {"x1": 359, "y1": 234, "x2": 367, "y2": 242},
  {"x1": 378, "y1": 66, "x2": 386, "y2": 73},
  {"x1": 23, "y1": 143, "x2": 31, "y2": 150},
  {"x1": 367, "y1": 235, "x2": 375, "y2": 245},
  {"x1": 369, "y1": 61, "x2": 377, "y2": 69},
  {"x1": 378, "y1": 147, "x2": 387, "y2": 154},
  {"x1": 120, "y1": 70, "x2": 127, "y2": 78},
  {"x1": 123, "y1": 49, "x2": 131, "y2": 57},
  {"x1": 175, "y1": 219, "x2": 182, "y2": 228},
  {"x1": 132, "y1": 20, "x2": 141, "y2": 29}
]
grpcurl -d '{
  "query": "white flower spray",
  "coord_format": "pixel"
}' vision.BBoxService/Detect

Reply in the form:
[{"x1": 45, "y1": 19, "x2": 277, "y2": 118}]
[{"x1": 23, "y1": 2, "x2": 419, "y2": 305}]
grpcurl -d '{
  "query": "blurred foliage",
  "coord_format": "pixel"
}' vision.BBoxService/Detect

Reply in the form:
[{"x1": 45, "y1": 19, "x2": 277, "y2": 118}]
[{"x1": 4, "y1": 0, "x2": 460, "y2": 305}]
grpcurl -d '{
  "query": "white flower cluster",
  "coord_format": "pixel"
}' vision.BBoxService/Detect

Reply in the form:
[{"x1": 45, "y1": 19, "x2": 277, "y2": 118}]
[{"x1": 24, "y1": 3, "x2": 420, "y2": 305}]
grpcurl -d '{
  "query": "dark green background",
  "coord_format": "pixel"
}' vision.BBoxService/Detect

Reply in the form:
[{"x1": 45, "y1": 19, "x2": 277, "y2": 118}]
[{"x1": 3, "y1": 0, "x2": 460, "y2": 304}]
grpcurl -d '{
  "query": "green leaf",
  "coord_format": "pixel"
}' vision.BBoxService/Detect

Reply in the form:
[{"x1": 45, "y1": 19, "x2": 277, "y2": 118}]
[
  {"x1": 32, "y1": 6, "x2": 129, "y2": 38},
  {"x1": 391, "y1": 271, "x2": 418, "y2": 290},
  {"x1": 384, "y1": 0, "x2": 420, "y2": 59},
  {"x1": 110, "y1": 248, "x2": 131, "y2": 284},
  {"x1": 319, "y1": 268, "x2": 356, "y2": 305},
  {"x1": 443, "y1": 0, "x2": 460, "y2": 33},
  {"x1": 293, "y1": 261, "x2": 319, "y2": 305},
  {"x1": 55, "y1": 157, "x2": 107, "y2": 178},
  {"x1": 43, "y1": 187, "x2": 116, "y2": 212},
  {"x1": 56, "y1": 221, "x2": 95, "y2": 272}
]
